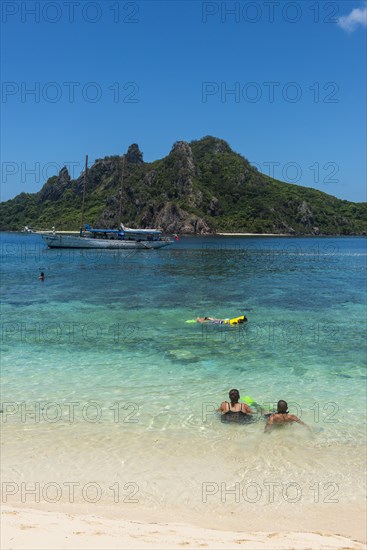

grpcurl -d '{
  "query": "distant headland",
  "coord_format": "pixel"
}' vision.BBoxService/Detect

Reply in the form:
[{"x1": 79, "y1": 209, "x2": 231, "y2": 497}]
[{"x1": 1, "y1": 136, "x2": 366, "y2": 235}]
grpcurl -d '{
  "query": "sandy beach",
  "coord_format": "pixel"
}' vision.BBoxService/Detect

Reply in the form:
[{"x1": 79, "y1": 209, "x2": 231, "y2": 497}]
[
  {"x1": 216, "y1": 233, "x2": 291, "y2": 236},
  {"x1": 2, "y1": 506, "x2": 366, "y2": 550}
]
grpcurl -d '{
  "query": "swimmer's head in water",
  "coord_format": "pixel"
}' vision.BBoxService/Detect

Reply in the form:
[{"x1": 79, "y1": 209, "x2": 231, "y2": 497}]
[
  {"x1": 238, "y1": 316, "x2": 247, "y2": 323},
  {"x1": 229, "y1": 389, "x2": 240, "y2": 403},
  {"x1": 277, "y1": 400, "x2": 288, "y2": 413}
]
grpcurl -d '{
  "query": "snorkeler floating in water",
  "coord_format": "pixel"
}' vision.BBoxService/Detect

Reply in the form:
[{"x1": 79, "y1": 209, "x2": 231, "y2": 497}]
[
  {"x1": 264, "y1": 400, "x2": 310, "y2": 432},
  {"x1": 196, "y1": 314, "x2": 247, "y2": 325},
  {"x1": 218, "y1": 389, "x2": 254, "y2": 423}
]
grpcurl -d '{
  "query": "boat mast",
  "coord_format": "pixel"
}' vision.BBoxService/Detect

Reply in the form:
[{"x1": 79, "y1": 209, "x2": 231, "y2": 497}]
[
  {"x1": 81, "y1": 154, "x2": 88, "y2": 229},
  {"x1": 118, "y1": 154, "x2": 126, "y2": 227}
]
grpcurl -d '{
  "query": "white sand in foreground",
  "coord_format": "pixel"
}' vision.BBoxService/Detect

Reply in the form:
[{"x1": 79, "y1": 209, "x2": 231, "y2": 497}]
[{"x1": 2, "y1": 507, "x2": 365, "y2": 550}]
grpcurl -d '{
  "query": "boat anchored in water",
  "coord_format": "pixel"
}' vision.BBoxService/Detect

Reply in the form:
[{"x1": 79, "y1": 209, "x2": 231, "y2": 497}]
[
  {"x1": 42, "y1": 224, "x2": 176, "y2": 249},
  {"x1": 41, "y1": 154, "x2": 178, "y2": 250}
]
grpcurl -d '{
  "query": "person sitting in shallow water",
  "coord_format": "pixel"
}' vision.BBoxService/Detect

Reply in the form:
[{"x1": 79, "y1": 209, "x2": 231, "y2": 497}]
[
  {"x1": 265, "y1": 400, "x2": 310, "y2": 432},
  {"x1": 218, "y1": 389, "x2": 254, "y2": 423}
]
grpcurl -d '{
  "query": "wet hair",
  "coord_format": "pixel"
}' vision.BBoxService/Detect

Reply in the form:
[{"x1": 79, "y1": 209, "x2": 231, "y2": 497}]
[
  {"x1": 277, "y1": 400, "x2": 288, "y2": 414},
  {"x1": 229, "y1": 388, "x2": 240, "y2": 405}
]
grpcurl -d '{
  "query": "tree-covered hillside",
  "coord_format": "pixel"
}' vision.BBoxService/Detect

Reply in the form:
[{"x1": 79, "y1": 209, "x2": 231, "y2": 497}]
[{"x1": 1, "y1": 136, "x2": 366, "y2": 235}]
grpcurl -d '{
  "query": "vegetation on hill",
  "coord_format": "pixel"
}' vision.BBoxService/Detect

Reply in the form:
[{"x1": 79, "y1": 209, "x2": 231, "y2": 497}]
[{"x1": 1, "y1": 136, "x2": 366, "y2": 235}]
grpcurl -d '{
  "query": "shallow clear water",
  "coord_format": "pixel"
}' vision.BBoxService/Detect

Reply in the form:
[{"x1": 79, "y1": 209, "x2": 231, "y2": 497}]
[{"x1": 1, "y1": 233, "x2": 366, "y2": 525}]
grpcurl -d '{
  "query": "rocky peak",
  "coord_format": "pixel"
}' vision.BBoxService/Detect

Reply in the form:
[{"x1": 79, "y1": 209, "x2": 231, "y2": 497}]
[
  {"x1": 169, "y1": 141, "x2": 195, "y2": 176},
  {"x1": 166, "y1": 142, "x2": 195, "y2": 198},
  {"x1": 38, "y1": 166, "x2": 71, "y2": 202},
  {"x1": 126, "y1": 144, "x2": 144, "y2": 164},
  {"x1": 170, "y1": 141, "x2": 195, "y2": 171},
  {"x1": 192, "y1": 136, "x2": 232, "y2": 155},
  {"x1": 58, "y1": 166, "x2": 71, "y2": 184},
  {"x1": 171, "y1": 140, "x2": 193, "y2": 157}
]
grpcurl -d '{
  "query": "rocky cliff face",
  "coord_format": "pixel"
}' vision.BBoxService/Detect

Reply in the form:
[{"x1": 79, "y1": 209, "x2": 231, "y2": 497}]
[
  {"x1": 93, "y1": 140, "x2": 212, "y2": 232},
  {"x1": 141, "y1": 203, "x2": 211, "y2": 233},
  {"x1": 38, "y1": 167, "x2": 71, "y2": 202},
  {"x1": 168, "y1": 141, "x2": 195, "y2": 196},
  {"x1": 298, "y1": 201, "x2": 314, "y2": 227},
  {"x1": 76, "y1": 140, "x2": 211, "y2": 232}
]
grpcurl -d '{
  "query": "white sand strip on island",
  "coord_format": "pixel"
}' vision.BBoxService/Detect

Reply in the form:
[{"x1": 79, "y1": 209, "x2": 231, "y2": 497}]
[
  {"x1": 1, "y1": 507, "x2": 365, "y2": 550},
  {"x1": 216, "y1": 232, "x2": 291, "y2": 236}
]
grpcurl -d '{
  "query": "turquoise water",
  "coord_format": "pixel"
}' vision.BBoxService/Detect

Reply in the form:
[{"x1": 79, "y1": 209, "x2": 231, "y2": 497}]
[{"x1": 1, "y1": 233, "x2": 366, "y2": 526}]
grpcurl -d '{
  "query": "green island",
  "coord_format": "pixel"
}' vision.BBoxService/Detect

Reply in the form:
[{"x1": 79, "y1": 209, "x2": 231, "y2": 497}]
[{"x1": 1, "y1": 136, "x2": 366, "y2": 235}]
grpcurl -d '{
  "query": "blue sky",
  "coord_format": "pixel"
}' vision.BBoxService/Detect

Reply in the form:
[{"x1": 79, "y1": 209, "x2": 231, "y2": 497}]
[{"x1": 1, "y1": 0, "x2": 366, "y2": 202}]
